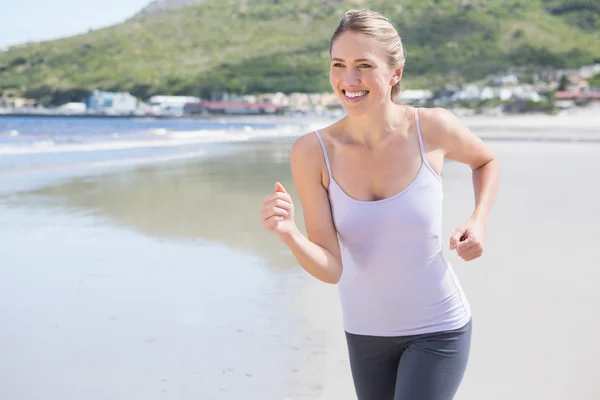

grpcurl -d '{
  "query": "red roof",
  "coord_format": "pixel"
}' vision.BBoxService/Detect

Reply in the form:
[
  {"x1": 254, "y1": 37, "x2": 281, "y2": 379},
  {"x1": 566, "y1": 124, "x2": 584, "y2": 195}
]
[{"x1": 555, "y1": 91, "x2": 600, "y2": 100}]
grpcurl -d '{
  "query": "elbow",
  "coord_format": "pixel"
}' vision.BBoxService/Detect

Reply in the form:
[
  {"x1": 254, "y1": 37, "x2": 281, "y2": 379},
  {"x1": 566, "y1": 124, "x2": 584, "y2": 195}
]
[
  {"x1": 325, "y1": 265, "x2": 343, "y2": 285},
  {"x1": 473, "y1": 156, "x2": 498, "y2": 172}
]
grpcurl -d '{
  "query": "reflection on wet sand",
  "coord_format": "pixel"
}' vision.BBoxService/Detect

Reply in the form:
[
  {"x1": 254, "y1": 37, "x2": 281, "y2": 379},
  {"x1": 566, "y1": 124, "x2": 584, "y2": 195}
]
[{"x1": 28, "y1": 139, "x2": 304, "y2": 269}]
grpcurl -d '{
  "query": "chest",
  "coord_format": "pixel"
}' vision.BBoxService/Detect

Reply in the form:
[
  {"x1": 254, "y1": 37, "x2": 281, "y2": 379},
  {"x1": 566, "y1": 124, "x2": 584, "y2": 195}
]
[
  {"x1": 329, "y1": 170, "x2": 443, "y2": 244},
  {"x1": 328, "y1": 144, "x2": 423, "y2": 202}
]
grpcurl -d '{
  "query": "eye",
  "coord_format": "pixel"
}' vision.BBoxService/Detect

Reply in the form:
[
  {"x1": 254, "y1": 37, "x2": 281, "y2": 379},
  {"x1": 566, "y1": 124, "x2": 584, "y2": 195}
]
[
  {"x1": 359, "y1": 63, "x2": 372, "y2": 68},
  {"x1": 333, "y1": 63, "x2": 344, "y2": 68}
]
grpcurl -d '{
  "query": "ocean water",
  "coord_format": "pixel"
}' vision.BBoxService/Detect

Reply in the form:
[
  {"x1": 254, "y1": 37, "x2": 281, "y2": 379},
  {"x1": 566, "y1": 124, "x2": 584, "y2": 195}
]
[{"x1": 0, "y1": 116, "x2": 314, "y2": 195}]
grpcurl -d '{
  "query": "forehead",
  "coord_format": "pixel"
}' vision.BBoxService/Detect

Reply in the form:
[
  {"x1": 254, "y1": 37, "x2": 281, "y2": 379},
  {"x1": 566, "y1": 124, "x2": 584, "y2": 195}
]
[{"x1": 330, "y1": 30, "x2": 385, "y2": 61}]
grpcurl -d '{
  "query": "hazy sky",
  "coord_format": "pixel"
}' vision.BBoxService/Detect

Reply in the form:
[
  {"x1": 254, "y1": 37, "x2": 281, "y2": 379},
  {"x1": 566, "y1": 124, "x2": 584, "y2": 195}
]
[{"x1": 0, "y1": 0, "x2": 152, "y2": 49}]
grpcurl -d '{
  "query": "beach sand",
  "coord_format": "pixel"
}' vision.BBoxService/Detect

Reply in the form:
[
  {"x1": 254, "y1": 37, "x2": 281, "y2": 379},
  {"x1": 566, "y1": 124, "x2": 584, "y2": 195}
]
[{"x1": 1, "y1": 128, "x2": 600, "y2": 399}]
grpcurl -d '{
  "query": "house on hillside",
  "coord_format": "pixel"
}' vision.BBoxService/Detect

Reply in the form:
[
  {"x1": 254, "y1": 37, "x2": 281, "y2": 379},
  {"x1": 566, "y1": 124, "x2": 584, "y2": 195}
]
[
  {"x1": 491, "y1": 74, "x2": 519, "y2": 86},
  {"x1": 555, "y1": 90, "x2": 600, "y2": 101},
  {"x1": 0, "y1": 89, "x2": 37, "y2": 109},
  {"x1": 400, "y1": 89, "x2": 432, "y2": 105},
  {"x1": 85, "y1": 90, "x2": 138, "y2": 115},
  {"x1": 149, "y1": 95, "x2": 200, "y2": 116}
]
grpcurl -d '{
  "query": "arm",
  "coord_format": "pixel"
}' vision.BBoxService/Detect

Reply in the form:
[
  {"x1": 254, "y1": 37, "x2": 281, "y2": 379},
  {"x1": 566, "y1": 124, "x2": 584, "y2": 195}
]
[
  {"x1": 427, "y1": 108, "x2": 500, "y2": 260},
  {"x1": 281, "y1": 133, "x2": 343, "y2": 284},
  {"x1": 440, "y1": 109, "x2": 499, "y2": 227}
]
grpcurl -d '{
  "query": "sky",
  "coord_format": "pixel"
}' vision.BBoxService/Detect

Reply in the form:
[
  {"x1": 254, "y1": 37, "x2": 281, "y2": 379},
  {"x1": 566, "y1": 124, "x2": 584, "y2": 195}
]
[{"x1": 0, "y1": 0, "x2": 152, "y2": 49}]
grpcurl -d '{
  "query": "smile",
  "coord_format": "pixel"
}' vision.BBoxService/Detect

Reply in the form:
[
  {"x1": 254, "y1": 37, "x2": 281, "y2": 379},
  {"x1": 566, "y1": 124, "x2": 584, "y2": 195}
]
[{"x1": 343, "y1": 90, "x2": 369, "y2": 103}]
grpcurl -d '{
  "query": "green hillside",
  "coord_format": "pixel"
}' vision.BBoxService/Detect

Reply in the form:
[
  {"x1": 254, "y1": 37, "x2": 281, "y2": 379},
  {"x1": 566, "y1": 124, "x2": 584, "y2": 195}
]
[{"x1": 1, "y1": 0, "x2": 599, "y2": 106}]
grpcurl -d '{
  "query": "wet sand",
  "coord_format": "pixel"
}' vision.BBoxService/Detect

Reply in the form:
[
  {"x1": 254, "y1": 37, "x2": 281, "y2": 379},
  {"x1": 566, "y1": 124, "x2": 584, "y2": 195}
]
[{"x1": 1, "y1": 133, "x2": 600, "y2": 399}]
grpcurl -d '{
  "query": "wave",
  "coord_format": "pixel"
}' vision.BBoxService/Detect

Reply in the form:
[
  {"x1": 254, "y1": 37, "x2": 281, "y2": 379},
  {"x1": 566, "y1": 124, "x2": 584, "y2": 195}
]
[
  {"x1": 0, "y1": 126, "x2": 306, "y2": 156},
  {"x1": 0, "y1": 129, "x2": 20, "y2": 137},
  {"x1": 0, "y1": 149, "x2": 209, "y2": 182}
]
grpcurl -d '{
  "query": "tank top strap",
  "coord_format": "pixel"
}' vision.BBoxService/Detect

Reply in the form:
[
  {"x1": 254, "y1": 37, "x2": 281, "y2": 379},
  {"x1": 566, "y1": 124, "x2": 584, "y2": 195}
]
[
  {"x1": 414, "y1": 107, "x2": 426, "y2": 160},
  {"x1": 413, "y1": 107, "x2": 442, "y2": 181},
  {"x1": 314, "y1": 130, "x2": 332, "y2": 179}
]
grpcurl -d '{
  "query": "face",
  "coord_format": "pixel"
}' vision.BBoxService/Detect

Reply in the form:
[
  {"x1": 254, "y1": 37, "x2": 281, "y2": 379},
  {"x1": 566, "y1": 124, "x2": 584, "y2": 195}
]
[{"x1": 329, "y1": 30, "x2": 402, "y2": 115}]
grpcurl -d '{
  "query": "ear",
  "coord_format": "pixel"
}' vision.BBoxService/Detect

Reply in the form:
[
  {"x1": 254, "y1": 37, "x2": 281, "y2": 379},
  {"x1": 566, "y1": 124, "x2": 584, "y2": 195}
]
[{"x1": 390, "y1": 66, "x2": 404, "y2": 86}]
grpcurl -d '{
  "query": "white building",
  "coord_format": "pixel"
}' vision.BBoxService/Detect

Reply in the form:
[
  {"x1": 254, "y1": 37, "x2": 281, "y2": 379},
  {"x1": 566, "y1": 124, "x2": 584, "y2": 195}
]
[
  {"x1": 86, "y1": 90, "x2": 138, "y2": 115},
  {"x1": 492, "y1": 74, "x2": 519, "y2": 86},
  {"x1": 57, "y1": 102, "x2": 86, "y2": 114},
  {"x1": 400, "y1": 89, "x2": 432, "y2": 105},
  {"x1": 148, "y1": 95, "x2": 201, "y2": 116},
  {"x1": 149, "y1": 95, "x2": 200, "y2": 108}
]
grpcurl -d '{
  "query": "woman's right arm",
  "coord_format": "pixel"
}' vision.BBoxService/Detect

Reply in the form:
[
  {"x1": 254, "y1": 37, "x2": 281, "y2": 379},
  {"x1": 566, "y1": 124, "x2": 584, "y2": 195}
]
[{"x1": 280, "y1": 133, "x2": 343, "y2": 284}]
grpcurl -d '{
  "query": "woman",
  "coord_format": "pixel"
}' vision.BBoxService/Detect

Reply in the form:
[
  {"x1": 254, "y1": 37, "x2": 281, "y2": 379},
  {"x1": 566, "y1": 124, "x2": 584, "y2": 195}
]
[{"x1": 260, "y1": 9, "x2": 499, "y2": 400}]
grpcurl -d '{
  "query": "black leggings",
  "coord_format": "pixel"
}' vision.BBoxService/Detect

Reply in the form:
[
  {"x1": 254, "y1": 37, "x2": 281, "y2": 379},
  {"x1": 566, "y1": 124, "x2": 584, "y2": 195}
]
[{"x1": 345, "y1": 320, "x2": 472, "y2": 400}]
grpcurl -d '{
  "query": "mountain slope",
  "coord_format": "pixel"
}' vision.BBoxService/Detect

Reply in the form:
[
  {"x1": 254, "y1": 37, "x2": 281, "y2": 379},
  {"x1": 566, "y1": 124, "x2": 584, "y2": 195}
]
[
  {"x1": 134, "y1": 0, "x2": 206, "y2": 17},
  {"x1": 1, "y1": 0, "x2": 599, "y2": 105}
]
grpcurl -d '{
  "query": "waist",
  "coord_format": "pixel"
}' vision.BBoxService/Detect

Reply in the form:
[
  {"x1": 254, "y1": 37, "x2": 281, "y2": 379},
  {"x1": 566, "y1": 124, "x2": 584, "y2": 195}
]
[{"x1": 336, "y1": 251, "x2": 471, "y2": 336}]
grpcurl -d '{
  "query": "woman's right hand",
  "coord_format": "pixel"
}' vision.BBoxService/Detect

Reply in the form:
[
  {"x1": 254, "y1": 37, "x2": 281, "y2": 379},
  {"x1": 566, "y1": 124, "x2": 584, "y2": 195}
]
[{"x1": 260, "y1": 182, "x2": 296, "y2": 236}]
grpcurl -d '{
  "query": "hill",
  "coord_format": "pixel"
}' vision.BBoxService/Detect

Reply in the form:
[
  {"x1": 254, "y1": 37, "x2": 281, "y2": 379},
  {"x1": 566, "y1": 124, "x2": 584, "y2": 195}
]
[
  {"x1": 134, "y1": 0, "x2": 206, "y2": 17},
  {"x1": 1, "y1": 0, "x2": 599, "y2": 106}
]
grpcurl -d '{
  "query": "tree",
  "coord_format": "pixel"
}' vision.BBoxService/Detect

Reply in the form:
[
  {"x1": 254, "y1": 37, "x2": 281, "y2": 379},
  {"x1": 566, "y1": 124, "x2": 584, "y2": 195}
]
[{"x1": 558, "y1": 75, "x2": 569, "y2": 91}]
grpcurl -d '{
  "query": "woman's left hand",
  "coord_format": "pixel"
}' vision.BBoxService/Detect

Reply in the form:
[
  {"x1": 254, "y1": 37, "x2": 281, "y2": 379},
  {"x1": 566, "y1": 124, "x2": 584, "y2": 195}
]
[{"x1": 449, "y1": 218, "x2": 486, "y2": 262}]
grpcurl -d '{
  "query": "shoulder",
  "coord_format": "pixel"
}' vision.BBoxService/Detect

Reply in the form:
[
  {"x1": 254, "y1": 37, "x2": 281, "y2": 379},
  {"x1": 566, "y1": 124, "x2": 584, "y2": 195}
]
[
  {"x1": 291, "y1": 131, "x2": 320, "y2": 155},
  {"x1": 415, "y1": 107, "x2": 494, "y2": 168},
  {"x1": 290, "y1": 121, "x2": 342, "y2": 165},
  {"x1": 289, "y1": 131, "x2": 322, "y2": 168},
  {"x1": 289, "y1": 130, "x2": 328, "y2": 183},
  {"x1": 416, "y1": 107, "x2": 465, "y2": 137},
  {"x1": 414, "y1": 107, "x2": 474, "y2": 153}
]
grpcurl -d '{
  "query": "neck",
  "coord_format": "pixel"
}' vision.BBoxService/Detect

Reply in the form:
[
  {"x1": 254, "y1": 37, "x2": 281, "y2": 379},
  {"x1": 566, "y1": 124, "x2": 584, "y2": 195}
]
[{"x1": 342, "y1": 101, "x2": 409, "y2": 149}]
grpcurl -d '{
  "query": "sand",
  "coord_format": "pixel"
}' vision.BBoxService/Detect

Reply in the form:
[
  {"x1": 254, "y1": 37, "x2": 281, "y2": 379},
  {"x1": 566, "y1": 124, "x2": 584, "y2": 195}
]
[{"x1": 1, "y1": 126, "x2": 600, "y2": 399}]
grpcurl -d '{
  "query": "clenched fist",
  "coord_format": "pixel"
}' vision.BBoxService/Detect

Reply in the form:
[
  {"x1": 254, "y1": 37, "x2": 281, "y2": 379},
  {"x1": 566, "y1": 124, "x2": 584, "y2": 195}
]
[
  {"x1": 260, "y1": 182, "x2": 297, "y2": 236},
  {"x1": 449, "y1": 218, "x2": 485, "y2": 262}
]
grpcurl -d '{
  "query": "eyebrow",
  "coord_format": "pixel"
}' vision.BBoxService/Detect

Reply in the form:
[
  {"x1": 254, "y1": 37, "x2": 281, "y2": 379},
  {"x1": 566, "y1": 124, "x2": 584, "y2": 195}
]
[{"x1": 331, "y1": 58, "x2": 374, "y2": 63}]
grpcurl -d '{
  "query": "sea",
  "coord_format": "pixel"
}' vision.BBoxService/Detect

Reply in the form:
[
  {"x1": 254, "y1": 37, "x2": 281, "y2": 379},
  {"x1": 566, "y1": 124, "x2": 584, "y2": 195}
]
[{"x1": 0, "y1": 115, "x2": 317, "y2": 195}]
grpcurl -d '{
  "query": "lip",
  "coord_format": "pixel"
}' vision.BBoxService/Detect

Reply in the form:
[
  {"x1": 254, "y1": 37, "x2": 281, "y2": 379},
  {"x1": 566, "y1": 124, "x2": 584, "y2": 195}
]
[{"x1": 342, "y1": 89, "x2": 369, "y2": 103}]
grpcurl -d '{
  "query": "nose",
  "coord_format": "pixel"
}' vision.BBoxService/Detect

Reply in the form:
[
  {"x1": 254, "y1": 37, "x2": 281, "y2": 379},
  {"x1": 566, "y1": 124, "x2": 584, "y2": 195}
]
[{"x1": 344, "y1": 69, "x2": 360, "y2": 86}]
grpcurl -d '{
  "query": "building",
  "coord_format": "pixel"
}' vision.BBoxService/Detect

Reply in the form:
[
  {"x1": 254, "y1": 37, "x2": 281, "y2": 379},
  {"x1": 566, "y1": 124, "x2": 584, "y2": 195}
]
[
  {"x1": 0, "y1": 89, "x2": 37, "y2": 109},
  {"x1": 555, "y1": 90, "x2": 600, "y2": 101},
  {"x1": 183, "y1": 101, "x2": 284, "y2": 116},
  {"x1": 148, "y1": 95, "x2": 200, "y2": 116},
  {"x1": 400, "y1": 89, "x2": 432, "y2": 105},
  {"x1": 85, "y1": 90, "x2": 138, "y2": 115}
]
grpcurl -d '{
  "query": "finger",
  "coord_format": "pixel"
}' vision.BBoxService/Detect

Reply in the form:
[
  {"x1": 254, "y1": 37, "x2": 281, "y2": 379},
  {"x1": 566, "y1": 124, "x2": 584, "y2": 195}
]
[
  {"x1": 270, "y1": 199, "x2": 292, "y2": 211},
  {"x1": 449, "y1": 228, "x2": 466, "y2": 250},
  {"x1": 263, "y1": 215, "x2": 284, "y2": 230},
  {"x1": 461, "y1": 250, "x2": 483, "y2": 262},
  {"x1": 263, "y1": 191, "x2": 292, "y2": 204},
  {"x1": 275, "y1": 182, "x2": 287, "y2": 194},
  {"x1": 260, "y1": 199, "x2": 292, "y2": 216},
  {"x1": 261, "y1": 206, "x2": 289, "y2": 221},
  {"x1": 456, "y1": 237, "x2": 478, "y2": 253},
  {"x1": 459, "y1": 247, "x2": 483, "y2": 261}
]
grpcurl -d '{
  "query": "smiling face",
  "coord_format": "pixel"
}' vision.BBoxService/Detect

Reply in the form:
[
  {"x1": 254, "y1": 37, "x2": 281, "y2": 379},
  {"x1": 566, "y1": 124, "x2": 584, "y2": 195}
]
[{"x1": 329, "y1": 30, "x2": 403, "y2": 116}]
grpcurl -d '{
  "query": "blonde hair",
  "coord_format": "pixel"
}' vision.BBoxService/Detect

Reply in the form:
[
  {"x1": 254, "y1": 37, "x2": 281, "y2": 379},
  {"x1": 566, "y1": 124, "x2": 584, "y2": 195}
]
[{"x1": 329, "y1": 9, "x2": 406, "y2": 103}]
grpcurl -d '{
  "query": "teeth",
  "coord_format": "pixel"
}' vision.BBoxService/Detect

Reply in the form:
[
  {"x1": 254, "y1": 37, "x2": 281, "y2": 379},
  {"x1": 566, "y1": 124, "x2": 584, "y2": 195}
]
[{"x1": 345, "y1": 90, "x2": 367, "y2": 98}]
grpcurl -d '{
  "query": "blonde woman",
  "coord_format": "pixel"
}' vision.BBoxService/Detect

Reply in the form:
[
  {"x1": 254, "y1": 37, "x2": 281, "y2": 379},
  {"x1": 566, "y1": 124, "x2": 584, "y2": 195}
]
[{"x1": 260, "y1": 9, "x2": 499, "y2": 400}]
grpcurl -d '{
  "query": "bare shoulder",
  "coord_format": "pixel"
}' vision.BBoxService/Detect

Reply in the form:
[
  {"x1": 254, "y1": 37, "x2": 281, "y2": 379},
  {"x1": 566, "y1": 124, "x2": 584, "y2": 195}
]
[
  {"x1": 416, "y1": 107, "x2": 495, "y2": 169},
  {"x1": 290, "y1": 131, "x2": 321, "y2": 162},
  {"x1": 289, "y1": 121, "x2": 342, "y2": 176},
  {"x1": 416, "y1": 107, "x2": 466, "y2": 143},
  {"x1": 289, "y1": 131, "x2": 325, "y2": 180}
]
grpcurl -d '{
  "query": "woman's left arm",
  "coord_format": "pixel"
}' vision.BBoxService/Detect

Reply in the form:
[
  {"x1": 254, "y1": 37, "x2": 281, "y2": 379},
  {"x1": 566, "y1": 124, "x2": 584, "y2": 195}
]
[{"x1": 427, "y1": 108, "x2": 500, "y2": 262}]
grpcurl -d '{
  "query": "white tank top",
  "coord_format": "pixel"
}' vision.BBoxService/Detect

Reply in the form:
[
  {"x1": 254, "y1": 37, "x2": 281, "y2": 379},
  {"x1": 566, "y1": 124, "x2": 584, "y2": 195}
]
[{"x1": 314, "y1": 108, "x2": 471, "y2": 336}]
